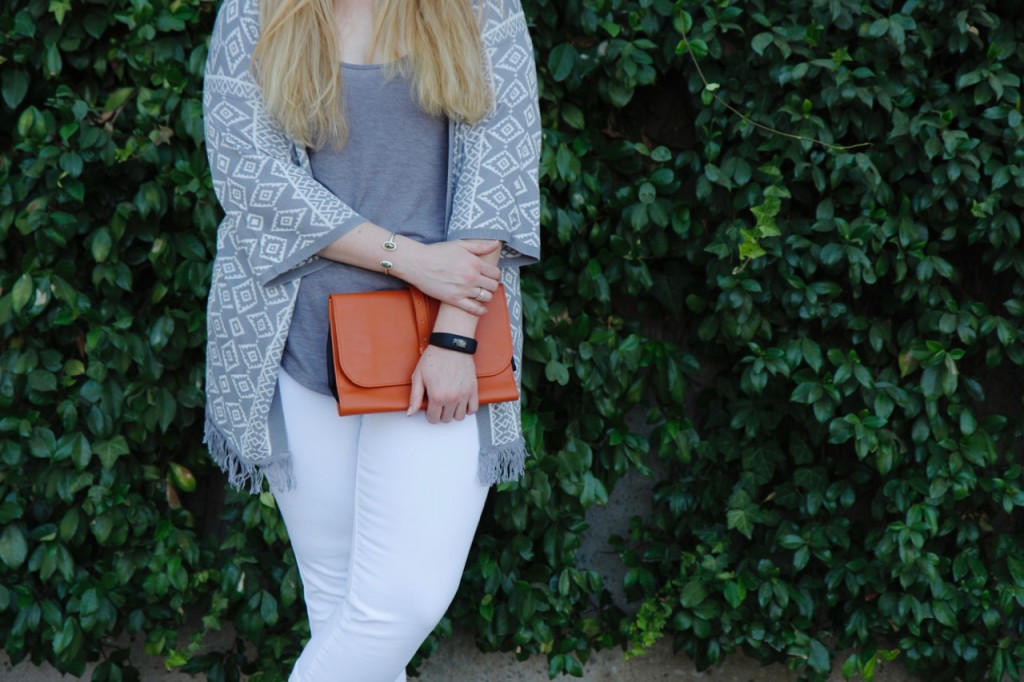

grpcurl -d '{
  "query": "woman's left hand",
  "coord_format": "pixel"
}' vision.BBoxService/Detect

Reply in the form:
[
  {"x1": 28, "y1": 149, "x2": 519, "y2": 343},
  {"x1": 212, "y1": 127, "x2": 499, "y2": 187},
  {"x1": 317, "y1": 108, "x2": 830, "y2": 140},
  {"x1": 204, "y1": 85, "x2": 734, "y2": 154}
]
[{"x1": 407, "y1": 346, "x2": 479, "y2": 423}]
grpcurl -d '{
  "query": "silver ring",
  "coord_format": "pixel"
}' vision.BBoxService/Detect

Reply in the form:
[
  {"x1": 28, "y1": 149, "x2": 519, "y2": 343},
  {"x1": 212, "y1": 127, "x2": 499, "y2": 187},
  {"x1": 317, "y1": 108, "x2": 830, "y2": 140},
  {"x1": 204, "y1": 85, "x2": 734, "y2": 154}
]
[{"x1": 474, "y1": 287, "x2": 486, "y2": 302}]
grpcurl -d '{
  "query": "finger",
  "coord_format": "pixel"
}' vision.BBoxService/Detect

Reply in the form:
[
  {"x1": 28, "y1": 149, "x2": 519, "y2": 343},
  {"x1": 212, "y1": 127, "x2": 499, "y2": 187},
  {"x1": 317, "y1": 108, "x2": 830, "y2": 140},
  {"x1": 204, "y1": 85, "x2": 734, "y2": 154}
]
[
  {"x1": 455, "y1": 298, "x2": 488, "y2": 316},
  {"x1": 426, "y1": 399, "x2": 442, "y2": 424},
  {"x1": 453, "y1": 400, "x2": 467, "y2": 422},
  {"x1": 467, "y1": 285, "x2": 493, "y2": 304},
  {"x1": 407, "y1": 373, "x2": 425, "y2": 416},
  {"x1": 476, "y1": 277, "x2": 500, "y2": 293},
  {"x1": 480, "y1": 262, "x2": 501, "y2": 281},
  {"x1": 462, "y1": 241, "x2": 491, "y2": 255},
  {"x1": 464, "y1": 240, "x2": 502, "y2": 256},
  {"x1": 439, "y1": 401, "x2": 455, "y2": 424},
  {"x1": 468, "y1": 384, "x2": 479, "y2": 416}
]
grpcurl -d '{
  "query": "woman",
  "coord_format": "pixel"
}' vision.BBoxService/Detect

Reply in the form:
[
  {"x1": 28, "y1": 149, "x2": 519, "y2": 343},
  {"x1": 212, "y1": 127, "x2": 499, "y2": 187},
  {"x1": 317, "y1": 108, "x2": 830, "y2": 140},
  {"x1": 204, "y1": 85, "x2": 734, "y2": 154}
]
[{"x1": 200, "y1": 0, "x2": 540, "y2": 679}]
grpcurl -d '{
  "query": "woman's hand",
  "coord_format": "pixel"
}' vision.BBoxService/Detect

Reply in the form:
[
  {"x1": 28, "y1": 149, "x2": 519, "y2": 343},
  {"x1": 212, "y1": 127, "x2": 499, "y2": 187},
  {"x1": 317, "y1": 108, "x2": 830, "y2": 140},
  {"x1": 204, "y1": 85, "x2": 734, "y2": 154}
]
[
  {"x1": 397, "y1": 240, "x2": 501, "y2": 316},
  {"x1": 407, "y1": 346, "x2": 479, "y2": 423},
  {"x1": 317, "y1": 223, "x2": 502, "y2": 316}
]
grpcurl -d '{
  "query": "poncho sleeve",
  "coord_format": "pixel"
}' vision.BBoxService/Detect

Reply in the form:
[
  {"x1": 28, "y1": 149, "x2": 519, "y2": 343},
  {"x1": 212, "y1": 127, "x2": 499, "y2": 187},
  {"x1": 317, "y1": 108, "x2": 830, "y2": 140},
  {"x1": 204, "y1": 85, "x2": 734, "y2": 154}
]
[
  {"x1": 202, "y1": 0, "x2": 368, "y2": 288},
  {"x1": 448, "y1": 0, "x2": 542, "y2": 268}
]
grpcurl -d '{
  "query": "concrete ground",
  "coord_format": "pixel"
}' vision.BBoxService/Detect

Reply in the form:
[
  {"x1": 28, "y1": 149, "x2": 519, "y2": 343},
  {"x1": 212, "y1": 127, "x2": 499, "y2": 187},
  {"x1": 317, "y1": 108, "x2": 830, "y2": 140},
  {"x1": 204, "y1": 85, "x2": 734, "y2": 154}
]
[{"x1": 3, "y1": 632, "x2": 910, "y2": 681}]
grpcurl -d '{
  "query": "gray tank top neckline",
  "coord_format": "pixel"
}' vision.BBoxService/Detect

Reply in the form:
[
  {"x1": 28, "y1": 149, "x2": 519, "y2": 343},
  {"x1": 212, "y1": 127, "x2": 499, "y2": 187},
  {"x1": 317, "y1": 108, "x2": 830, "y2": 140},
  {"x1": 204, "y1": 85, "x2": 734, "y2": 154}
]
[{"x1": 281, "y1": 58, "x2": 449, "y2": 397}]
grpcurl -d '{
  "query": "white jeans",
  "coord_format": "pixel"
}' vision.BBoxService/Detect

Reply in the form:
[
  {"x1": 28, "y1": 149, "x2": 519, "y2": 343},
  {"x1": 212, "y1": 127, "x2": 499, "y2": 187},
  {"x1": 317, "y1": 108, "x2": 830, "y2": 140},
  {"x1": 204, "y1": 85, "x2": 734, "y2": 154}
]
[{"x1": 273, "y1": 367, "x2": 490, "y2": 682}]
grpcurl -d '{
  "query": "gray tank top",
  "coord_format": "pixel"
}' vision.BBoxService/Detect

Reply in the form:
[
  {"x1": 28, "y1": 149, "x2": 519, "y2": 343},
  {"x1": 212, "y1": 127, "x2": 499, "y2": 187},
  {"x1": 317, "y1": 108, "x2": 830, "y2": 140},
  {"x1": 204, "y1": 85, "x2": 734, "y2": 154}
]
[{"x1": 281, "y1": 62, "x2": 449, "y2": 395}]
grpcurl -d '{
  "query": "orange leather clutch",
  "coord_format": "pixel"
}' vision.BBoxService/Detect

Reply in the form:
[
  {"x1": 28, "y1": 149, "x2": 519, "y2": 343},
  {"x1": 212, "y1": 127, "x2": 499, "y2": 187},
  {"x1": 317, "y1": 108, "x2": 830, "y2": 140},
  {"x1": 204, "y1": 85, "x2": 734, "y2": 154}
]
[{"x1": 326, "y1": 285, "x2": 519, "y2": 416}]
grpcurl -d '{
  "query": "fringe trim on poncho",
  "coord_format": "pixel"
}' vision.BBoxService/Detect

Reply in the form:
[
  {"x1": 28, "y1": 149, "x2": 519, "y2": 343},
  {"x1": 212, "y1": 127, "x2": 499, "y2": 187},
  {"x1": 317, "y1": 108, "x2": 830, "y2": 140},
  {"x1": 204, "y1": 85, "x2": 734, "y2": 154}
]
[
  {"x1": 479, "y1": 441, "x2": 527, "y2": 487},
  {"x1": 206, "y1": 411, "x2": 526, "y2": 494},
  {"x1": 204, "y1": 414, "x2": 295, "y2": 495}
]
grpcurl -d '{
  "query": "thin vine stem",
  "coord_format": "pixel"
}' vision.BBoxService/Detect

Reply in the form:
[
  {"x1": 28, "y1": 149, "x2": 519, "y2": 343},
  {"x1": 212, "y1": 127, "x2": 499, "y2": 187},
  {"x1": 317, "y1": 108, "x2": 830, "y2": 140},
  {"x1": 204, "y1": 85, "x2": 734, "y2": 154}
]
[{"x1": 679, "y1": 27, "x2": 872, "y2": 152}]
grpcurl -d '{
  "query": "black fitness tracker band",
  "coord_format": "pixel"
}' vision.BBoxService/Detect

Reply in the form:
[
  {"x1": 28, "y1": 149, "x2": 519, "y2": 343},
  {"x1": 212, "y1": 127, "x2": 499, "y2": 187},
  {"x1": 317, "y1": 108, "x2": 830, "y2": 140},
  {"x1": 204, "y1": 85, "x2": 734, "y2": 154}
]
[{"x1": 429, "y1": 332, "x2": 478, "y2": 355}]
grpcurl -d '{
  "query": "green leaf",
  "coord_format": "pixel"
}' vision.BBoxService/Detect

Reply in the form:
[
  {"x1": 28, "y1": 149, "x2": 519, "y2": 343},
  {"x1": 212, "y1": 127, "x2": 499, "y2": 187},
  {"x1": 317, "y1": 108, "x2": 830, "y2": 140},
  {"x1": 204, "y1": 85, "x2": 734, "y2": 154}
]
[
  {"x1": 564, "y1": 655, "x2": 583, "y2": 676},
  {"x1": 560, "y1": 103, "x2": 584, "y2": 130},
  {"x1": 59, "y1": 510, "x2": 80, "y2": 541},
  {"x1": 807, "y1": 638, "x2": 830, "y2": 672},
  {"x1": 95, "y1": 436, "x2": 130, "y2": 469},
  {"x1": 558, "y1": 569, "x2": 571, "y2": 596},
  {"x1": 55, "y1": 433, "x2": 92, "y2": 469},
  {"x1": 793, "y1": 546, "x2": 810, "y2": 571},
  {"x1": 168, "y1": 462, "x2": 196, "y2": 493},
  {"x1": 27, "y1": 369, "x2": 57, "y2": 392},
  {"x1": 49, "y1": 0, "x2": 71, "y2": 24},
  {"x1": 91, "y1": 228, "x2": 112, "y2": 262},
  {"x1": 651, "y1": 146, "x2": 672, "y2": 162},
  {"x1": 555, "y1": 144, "x2": 580, "y2": 181},
  {"x1": 867, "y1": 18, "x2": 889, "y2": 38},
  {"x1": 600, "y1": 21, "x2": 621, "y2": 37},
  {"x1": 102, "y1": 87, "x2": 134, "y2": 114},
  {"x1": 932, "y1": 600, "x2": 956, "y2": 627},
  {"x1": 548, "y1": 43, "x2": 577, "y2": 82},
  {"x1": 545, "y1": 360, "x2": 570, "y2": 385},
  {"x1": 45, "y1": 41, "x2": 62, "y2": 77},
  {"x1": 739, "y1": 230, "x2": 767, "y2": 260},
  {"x1": 281, "y1": 565, "x2": 300, "y2": 606},
  {"x1": 672, "y1": 10, "x2": 693, "y2": 35},
  {"x1": 680, "y1": 580, "x2": 706, "y2": 608},
  {"x1": 91, "y1": 514, "x2": 113, "y2": 544},
  {"x1": 11, "y1": 273, "x2": 33, "y2": 313},
  {"x1": 727, "y1": 507, "x2": 755, "y2": 539},
  {"x1": 155, "y1": 388, "x2": 177, "y2": 432},
  {"x1": 29, "y1": 428, "x2": 57, "y2": 458},
  {"x1": 0, "y1": 525, "x2": 28, "y2": 569},
  {"x1": 940, "y1": 354, "x2": 958, "y2": 395},
  {"x1": 548, "y1": 654, "x2": 566, "y2": 678},
  {"x1": 608, "y1": 82, "x2": 634, "y2": 107},
  {"x1": 580, "y1": 471, "x2": 608, "y2": 507},
  {"x1": 842, "y1": 653, "x2": 859, "y2": 679},
  {"x1": 801, "y1": 338, "x2": 823, "y2": 373},
  {"x1": 920, "y1": 365, "x2": 939, "y2": 399},
  {"x1": 723, "y1": 582, "x2": 746, "y2": 608},
  {"x1": 1007, "y1": 556, "x2": 1024, "y2": 586},
  {"x1": 2, "y1": 69, "x2": 29, "y2": 108},
  {"x1": 752, "y1": 32, "x2": 773, "y2": 56}
]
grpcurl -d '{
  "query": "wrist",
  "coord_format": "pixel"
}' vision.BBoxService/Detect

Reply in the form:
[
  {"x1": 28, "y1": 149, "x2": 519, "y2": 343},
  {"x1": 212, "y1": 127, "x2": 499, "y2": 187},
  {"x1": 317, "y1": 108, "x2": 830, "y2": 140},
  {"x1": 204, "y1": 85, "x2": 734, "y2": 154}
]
[
  {"x1": 434, "y1": 301, "x2": 482, "y2": 336},
  {"x1": 429, "y1": 332, "x2": 477, "y2": 355},
  {"x1": 388, "y1": 235, "x2": 426, "y2": 283}
]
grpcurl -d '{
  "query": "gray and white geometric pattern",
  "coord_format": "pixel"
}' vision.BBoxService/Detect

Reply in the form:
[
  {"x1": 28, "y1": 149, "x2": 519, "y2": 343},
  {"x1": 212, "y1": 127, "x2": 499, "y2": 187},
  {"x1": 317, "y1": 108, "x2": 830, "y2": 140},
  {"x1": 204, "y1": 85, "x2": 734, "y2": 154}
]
[{"x1": 202, "y1": 0, "x2": 540, "y2": 493}]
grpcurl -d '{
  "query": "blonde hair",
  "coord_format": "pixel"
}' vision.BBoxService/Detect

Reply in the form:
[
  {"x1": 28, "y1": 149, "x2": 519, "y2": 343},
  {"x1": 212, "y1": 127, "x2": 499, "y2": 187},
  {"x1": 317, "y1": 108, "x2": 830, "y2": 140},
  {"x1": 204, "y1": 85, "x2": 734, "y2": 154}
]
[{"x1": 253, "y1": 0, "x2": 493, "y2": 150}]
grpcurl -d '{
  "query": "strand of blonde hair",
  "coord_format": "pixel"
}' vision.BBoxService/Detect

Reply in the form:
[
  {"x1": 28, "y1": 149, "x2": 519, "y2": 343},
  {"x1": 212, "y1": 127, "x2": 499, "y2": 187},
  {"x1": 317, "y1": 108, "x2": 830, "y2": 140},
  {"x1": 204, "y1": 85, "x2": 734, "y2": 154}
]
[{"x1": 253, "y1": 0, "x2": 492, "y2": 150}]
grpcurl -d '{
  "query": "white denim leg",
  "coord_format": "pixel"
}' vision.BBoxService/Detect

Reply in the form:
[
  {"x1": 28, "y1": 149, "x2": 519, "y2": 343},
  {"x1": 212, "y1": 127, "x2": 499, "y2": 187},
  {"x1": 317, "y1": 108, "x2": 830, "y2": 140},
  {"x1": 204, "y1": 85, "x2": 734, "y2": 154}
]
[
  {"x1": 274, "y1": 367, "x2": 360, "y2": 636},
  {"x1": 274, "y1": 367, "x2": 488, "y2": 682}
]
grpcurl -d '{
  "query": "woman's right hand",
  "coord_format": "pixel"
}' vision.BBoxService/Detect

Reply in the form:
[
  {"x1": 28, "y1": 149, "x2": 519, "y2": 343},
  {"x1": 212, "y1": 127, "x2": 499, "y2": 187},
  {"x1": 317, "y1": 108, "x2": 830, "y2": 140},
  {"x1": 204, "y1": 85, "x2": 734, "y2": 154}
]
[
  {"x1": 316, "y1": 223, "x2": 502, "y2": 315},
  {"x1": 397, "y1": 240, "x2": 502, "y2": 316}
]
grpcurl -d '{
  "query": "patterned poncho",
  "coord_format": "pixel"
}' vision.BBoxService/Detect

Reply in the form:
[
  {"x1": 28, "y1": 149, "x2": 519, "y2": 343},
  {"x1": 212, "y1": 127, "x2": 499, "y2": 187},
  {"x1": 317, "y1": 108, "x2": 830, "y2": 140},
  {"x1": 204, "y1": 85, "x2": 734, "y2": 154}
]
[{"x1": 202, "y1": 0, "x2": 541, "y2": 494}]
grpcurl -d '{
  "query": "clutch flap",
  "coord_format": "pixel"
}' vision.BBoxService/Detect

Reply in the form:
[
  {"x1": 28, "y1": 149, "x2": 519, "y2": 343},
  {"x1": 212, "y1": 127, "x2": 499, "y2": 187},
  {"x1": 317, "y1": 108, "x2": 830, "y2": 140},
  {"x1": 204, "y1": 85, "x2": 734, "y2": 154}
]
[{"x1": 329, "y1": 286, "x2": 514, "y2": 389}]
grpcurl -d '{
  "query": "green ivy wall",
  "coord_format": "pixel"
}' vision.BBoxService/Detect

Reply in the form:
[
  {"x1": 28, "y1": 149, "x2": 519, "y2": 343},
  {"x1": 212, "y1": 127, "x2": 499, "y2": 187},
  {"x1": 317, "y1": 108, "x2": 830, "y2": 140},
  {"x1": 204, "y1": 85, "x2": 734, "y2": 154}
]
[{"x1": 2, "y1": 0, "x2": 1023, "y2": 680}]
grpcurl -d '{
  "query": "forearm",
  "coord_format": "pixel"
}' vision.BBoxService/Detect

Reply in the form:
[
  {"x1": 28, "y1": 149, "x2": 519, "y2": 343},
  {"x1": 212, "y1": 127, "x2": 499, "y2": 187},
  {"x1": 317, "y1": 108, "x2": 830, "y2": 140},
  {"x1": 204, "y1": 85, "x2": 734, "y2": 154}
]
[
  {"x1": 433, "y1": 239, "x2": 502, "y2": 335},
  {"x1": 316, "y1": 220, "x2": 426, "y2": 282}
]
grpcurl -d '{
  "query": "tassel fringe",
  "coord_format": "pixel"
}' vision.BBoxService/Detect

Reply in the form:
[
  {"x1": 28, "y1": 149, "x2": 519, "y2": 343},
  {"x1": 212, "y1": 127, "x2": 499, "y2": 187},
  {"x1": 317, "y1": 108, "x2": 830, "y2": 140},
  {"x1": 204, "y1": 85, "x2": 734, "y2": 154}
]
[
  {"x1": 479, "y1": 441, "x2": 527, "y2": 487},
  {"x1": 203, "y1": 414, "x2": 295, "y2": 495},
  {"x1": 206, "y1": 411, "x2": 525, "y2": 493}
]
